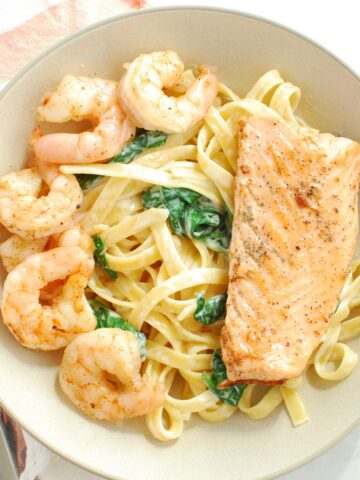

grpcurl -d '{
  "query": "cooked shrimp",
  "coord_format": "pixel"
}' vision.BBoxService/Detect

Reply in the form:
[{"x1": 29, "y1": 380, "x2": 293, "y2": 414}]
[
  {"x1": 119, "y1": 51, "x2": 219, "y2": 133},
  {"x1": 35, "y1": 157, "x2": 61, "y2": 184},
  {"x1": 1, "y1": 246, "x2": 95, "y2": 350},
  {"x1": 48, "y1": 225, "x2": 94, "y2": 256},
  {"x1": 0, "y1": 167, "x2": 82, "y2": 239},
  {"x1": 59, "y1": 329, "x2": 165, "y2": 421},
  {"x1": 41, "y1": 226, "x2": 94, "y2": 302},
  {"x1": 33, "y1": 75, "x2": 135, "y2": 164},
  {"x1": 37, "y1": 75, "x2": 117, "y2": 122},
  {"x1": 0, "y1": 227, "x2": 93, "y2": 303},
  {"x1": 0, "y1": 235, "x2": 47, "y2": 272}
]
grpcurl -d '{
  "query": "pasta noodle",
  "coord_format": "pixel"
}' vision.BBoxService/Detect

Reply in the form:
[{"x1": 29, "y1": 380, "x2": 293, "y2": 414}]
[{"x1": 60, "y1": 69, "x2": 360, "y2": 440}]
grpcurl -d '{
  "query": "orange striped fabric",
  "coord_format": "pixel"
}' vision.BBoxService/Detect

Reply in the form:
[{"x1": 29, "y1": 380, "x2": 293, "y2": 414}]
[{"x1": 0, "y1": 0, "x2": 146, "y2": 87}]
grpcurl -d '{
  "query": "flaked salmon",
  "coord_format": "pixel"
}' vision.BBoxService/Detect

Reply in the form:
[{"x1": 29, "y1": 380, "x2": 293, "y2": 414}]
[{"x1": 221, "y1": 116, "x2": 360, "y2": 384}]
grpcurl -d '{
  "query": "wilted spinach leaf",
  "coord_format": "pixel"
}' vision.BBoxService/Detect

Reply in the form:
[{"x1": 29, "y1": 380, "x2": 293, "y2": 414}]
[
  {"x1": 142, "y1": 186, "x2": 231, "y2": 253},
  {"x1": 202, "y1": 350, "x2": 246, "y2": 406},
  {"x1": 76, "y1": 173, "x2": 103, "y2": 190},
  {"x1": 90, "y1": 300, "x2": 146, "y2": 359},
  {"x1": 111, "y1": 130, "x2": 168, "y2": 164},
  {"x1": 93, "y1": 235, "x2": 117, "y2": 280},
  {"x1": 76, "y1": 130, "x2": 168, "y2": 189},
  {"x1": 194, "y1": 293, "x2": 227, "y2": 324}
]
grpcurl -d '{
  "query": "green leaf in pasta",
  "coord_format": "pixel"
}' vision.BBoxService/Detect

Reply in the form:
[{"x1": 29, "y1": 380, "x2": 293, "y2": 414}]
[
  {"x1": 202, "y1": 349, "x2": 246, "y2": 406},
  {"x1": 111, "y1": 130, "x2": 168, "y2": 164},
  {"x1": 75, "y1": 173, "x2": 104, "y2": 190},
  {"x1": 76, "y1": 130, "x2": 168, "y2": 189},
  {"x1": 185, "y1": 196, "x2": 231, "y2": 252},
  {"x1": 142, "y1": 186, "x2": 231, "y2": 252},
  {"x1": 194, "y1": 293, "x2": 227, "y2": 324},
  {"x1": 90, "y1": 300, "x2": 146, "y2": 359},
  {"x1": 93, "y1": 235, "x2": 118, "y2": 280},
  {"x1": 141, "y1": 185, "x2": 167, "y2": 208},
  {"x1": 163, "y1": 187, "x2": 201, "y2": 236}
]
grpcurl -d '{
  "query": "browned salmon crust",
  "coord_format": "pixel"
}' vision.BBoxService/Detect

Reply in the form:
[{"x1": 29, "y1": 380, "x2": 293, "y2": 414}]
[{"x1": 221, "y1": 116, "x2": 360, "y2": 384}]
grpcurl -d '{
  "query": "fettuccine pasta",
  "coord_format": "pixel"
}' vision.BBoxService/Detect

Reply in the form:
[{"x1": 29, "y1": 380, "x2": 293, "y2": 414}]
[{"x1": 61, "y1": 69, "x2": 360, "y2": 441}]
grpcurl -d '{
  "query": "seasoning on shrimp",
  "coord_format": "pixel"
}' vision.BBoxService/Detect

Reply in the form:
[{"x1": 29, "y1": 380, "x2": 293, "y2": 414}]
[
  {"x1": 0, "y1": 235, "x2": 48, "y2": 273},
  {"x1": 32, "y1": 75, "x2": 136, "y2": 164},
  {"x1": 52, "y1": 225, "x2": 95, "y2": 256},
  {"x1": 59, "y1": 328, "x2": 165, "y2": 421},
  {"x1": 0, "y1": 167, "x2": 82, "y2": 239},
  {"x1": 1, "y1": 246, "x2": 95, "y2": 350},
  {"x1": 119, "y1": 51, "x2": 219, "y2": 133}
]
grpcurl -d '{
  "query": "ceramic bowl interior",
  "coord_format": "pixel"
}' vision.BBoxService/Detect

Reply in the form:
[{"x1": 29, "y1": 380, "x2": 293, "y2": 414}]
[{"x1": 0, "y1": 7, "x2": 359, "y2": 480}]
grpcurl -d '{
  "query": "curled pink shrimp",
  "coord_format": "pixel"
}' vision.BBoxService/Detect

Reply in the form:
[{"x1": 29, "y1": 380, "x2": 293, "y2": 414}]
[
  {"x1": 119, "y1": 51, "x2": 219, "y2": 133},
  {"x1": 32, "y1": 75, "x2": 135, "y2": 164},
  {"x1": 60, "y1": 329, "x2": 165, "y2": 421}
]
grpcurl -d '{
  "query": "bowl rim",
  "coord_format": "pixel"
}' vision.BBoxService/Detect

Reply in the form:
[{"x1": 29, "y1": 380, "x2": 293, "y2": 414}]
[
  {"x1": 1, "y1": 4, "x2": 359, "y2": 102},
  {"x1": 0, "y1": 5, "x2": 359, "y2": 480}
]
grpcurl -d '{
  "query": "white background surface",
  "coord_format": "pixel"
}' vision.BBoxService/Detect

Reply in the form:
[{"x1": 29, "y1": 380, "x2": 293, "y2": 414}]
[{"x1": 2, "y1": 1, "x2": 360, "y2": 479}]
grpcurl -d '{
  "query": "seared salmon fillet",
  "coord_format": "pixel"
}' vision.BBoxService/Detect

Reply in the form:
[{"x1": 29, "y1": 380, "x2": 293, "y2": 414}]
[{"x1": 221, "y1": 116, "x2": 360, "y2": 384}]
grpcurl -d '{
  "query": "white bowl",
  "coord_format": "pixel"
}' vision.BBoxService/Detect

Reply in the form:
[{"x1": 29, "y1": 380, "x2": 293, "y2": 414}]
[{"x1": 0, "y1": 7, "x2": 359, "y2": 480}]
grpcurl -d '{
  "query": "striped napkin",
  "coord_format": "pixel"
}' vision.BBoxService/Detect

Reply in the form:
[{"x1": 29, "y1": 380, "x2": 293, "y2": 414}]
[{"x1": 0, "y1": 0, "x2": 146, "y2": 89}]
